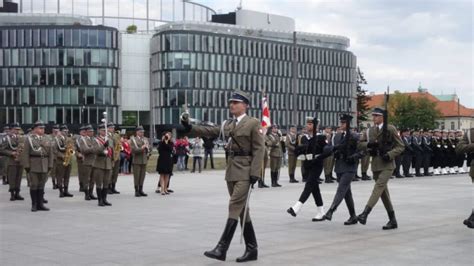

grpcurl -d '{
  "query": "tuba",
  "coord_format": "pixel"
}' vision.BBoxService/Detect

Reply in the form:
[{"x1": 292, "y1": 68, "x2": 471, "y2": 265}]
[{"x1": 63, "y1": 137, "x2": 75, "y2": 166}]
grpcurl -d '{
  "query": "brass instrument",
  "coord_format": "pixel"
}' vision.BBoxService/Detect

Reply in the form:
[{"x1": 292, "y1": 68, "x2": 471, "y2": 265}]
[
  {"x1": 63, "y1": 137, "x2": 75, "y2": 166},
  {"x1": 14, "y1": 135, "x2": 25, "y2": 162},
  {"x1": 143, "y1": 137, "x2": 151, "y2": 158}
]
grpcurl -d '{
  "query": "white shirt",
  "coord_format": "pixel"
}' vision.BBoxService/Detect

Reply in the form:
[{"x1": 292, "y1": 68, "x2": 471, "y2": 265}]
[
  {"x1": 234, "y1": 113, "x2": 247, "y2": 125},
  {"x1": 377, "y1": 123, "x2": 383, "y2": 130}
]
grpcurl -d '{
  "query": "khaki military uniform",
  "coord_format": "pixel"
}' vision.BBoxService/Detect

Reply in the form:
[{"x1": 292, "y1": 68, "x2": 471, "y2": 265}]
[
  {"x1": 267, "y1": 133, "x2": 282, "y2": 172},
  {"x1": 285, "y1": 133, "x2": 298, "y2": 179},
  {"x1": 48, "y1": 134, "x2": 58, "y2": 188},
  {"x1": 0, "y1": 134, "x2": 24, "y2": 192},
  {"x1": 190, "y1": 115, "x2": 265, "y2": 221},
  {"x1": 22, "y1": 134, "x2": 54, "y2": 189},
  {"x1": 78, "y1": 135, "x2": 97, "y2": 193},
  {"x1": 130, "y1": 136, "x2": 150, "y2": 187},
  {"x1": 92, "y1": 136, "x2": 113, "y2": 188},
  {"x1": 323, "y1": 133, "x2": 335, "y2": 178},
  {"x1": 53, "y1": 135, "x2": 73, "y2": 193},
  {"x1": 109, "y1": 132, "x2": 121, "y2": 189},
  {"x1": 0, "y1": 132, "x2": 6, "y2": 184},
  {"x1": 359, "y1": 124, "x2": 405, "y2": 210},
  {"x1": 75, "y1": 136, "x2": 85, "y2": 190},
  {"x1": 456, "y1": 128, "x2": 474, "y2": 182}
]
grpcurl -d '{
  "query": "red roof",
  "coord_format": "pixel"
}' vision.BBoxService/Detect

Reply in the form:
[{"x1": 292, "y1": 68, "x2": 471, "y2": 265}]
[{"x1": 367, "y1": 91, "x2": 474, "y2": 118}]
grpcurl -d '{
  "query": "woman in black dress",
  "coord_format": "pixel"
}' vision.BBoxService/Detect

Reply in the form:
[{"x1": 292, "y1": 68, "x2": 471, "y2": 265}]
[{"x1": 156, "y1": 132, "x2": 174, "y2": 195}]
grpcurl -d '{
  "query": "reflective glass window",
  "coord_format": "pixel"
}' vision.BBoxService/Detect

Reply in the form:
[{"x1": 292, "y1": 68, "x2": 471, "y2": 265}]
[
  {"x1": 40, "y1": 29, "x2": 47, "y2": 46},
  {"x1": 56, "y1": 29, "x2": 64, "y2": 47},
  {"x1": 98, "y1": 30, "x2": 106, "y2": 47},
  {"x1": 89, "y1": 29, "x2": 97, "y2": 47}
]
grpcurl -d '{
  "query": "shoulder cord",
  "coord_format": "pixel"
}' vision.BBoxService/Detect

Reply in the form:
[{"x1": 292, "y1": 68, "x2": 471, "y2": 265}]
[
  {"x1": 7, "y1": 135, "x2": 17, "y2": 151},
  {"x1": 28, "y1": 135, "x2": 43, "y2": 153},
  {"x1": 56, "y1": 136, "x2": 65, "y2": 151},
  {"x1": 132, "y1": 136, "x2": 140, "y2": 150}
]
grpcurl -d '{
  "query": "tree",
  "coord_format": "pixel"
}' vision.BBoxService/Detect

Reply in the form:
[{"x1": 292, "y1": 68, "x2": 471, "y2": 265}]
[
  {"x1": 356, "y1": 67, "x2": 371, "y2": 128},
  {"x1": 126, "y1": 24, "x2": 137, "y2": 34},
  {"x1": 388, "y1": 92, "x2": 441, "y2": 130}
]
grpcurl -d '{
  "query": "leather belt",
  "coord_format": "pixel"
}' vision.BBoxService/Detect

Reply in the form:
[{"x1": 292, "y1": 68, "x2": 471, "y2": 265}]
[{"x1": 228, "y1": 150, "x2": 252, "y2": 157}]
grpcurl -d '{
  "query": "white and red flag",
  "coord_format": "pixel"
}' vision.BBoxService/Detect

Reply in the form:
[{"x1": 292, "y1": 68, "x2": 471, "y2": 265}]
[{"x1": 261, "y1": 94, "x2": 271, "y2": 132}]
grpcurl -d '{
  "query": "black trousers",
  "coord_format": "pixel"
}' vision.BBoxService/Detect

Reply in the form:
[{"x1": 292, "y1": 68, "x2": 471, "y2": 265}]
[
  {"x1": 402, "y1": 153, "x2": 412, "y2": 175},
  {"x1": 413, "y1": 152, "x2": 423, "y2": 175},
  {"x1": 298, "y1": 161, "x2": 323, "y2": 207},
  {"x1": 394, "y1": 155, "x2": 402, "y2": 176},
  {"x1": 422, "y1": 153, "x2": 432, "y2": 174},
  {"x1": 203, "y1": 149, "x2": 214, "y2": 169},
  {"x1": 301, "y1": 160, "x2": 310, "y2": 181},
  {"x1": 329, "y1": 172, "x2": 356, "y2": 216}
]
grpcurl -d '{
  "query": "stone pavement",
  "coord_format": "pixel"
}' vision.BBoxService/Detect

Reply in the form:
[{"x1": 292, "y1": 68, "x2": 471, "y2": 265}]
[{"x1": 0, "y1": 168, "x2": 473, "y2": 265}]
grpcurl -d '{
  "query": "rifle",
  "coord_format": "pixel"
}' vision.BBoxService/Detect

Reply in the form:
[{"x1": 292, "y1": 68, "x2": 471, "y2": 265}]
[{"x1": 379, "y1": 87, "x2": 393, "y2": 154}]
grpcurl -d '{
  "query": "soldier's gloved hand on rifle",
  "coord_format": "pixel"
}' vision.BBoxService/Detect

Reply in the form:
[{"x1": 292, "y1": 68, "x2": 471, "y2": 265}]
[
  {"x1": 180, "y1": 112, "x2": 192, "y2": 132},
  {"x1": 367, "y1": 142, "x2": 379, "y2": 149},
  {"x1": 381, "y1": 153, "x2": 391, "y2": 162},
  {"x1": 249, "y1": 175, "x2": 259, "y2": 185}
]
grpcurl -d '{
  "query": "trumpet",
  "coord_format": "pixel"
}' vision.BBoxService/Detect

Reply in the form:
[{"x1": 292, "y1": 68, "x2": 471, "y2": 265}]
[{"x1": 63, "y1": 137, "x2": 75, "y2": 166}]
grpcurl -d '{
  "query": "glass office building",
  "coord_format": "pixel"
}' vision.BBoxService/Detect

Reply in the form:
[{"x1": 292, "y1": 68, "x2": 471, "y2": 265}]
[
  {"x1": 0, "y1": 24, "x2": 120, "y2": 126},
  {"x1": 150, "y1": 22, "x2": 356, "y2": 129}
]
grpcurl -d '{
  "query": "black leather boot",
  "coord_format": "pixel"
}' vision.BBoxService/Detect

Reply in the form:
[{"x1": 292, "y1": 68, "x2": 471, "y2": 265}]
[
  {"x1": 382, "y1": 210, "x2": 398, "y2": 230},
  {"x1": 135, "y1": 186, "x2": 141, "y2": 197},
  {"x1": 270, "y1": 172, "x2": 276, "y2": 187},
  {"x1": 63, "y1": 186, "x2": 73, "y2": 197},
  {"x1": 89, "y1": 187, "x2": 97, "y2": 200},
  {"x1": 325, "y1": 175, "x2": 334, "y2": 183},
  {"x1": 258, "y1": 180, "x2": 264, "y2": 188},
  {"x1": 236, "y1": 221, "x2": 258, "y2": 263},
  {"x1": 344, "y1": 216, "x2": 358, "y2": 225},
  {"x1": 59, "y1": 187, "x2": 64, "y2": 198},
  {"x1": 79, "y1": 182, "x2": 84, "y2": 192},
  {"x1": 204, "y1": 219, "x2": 238, "y2": 261},
  {"x1": 84, "y1": 188, "x2": 91, "y2": 201},
  {"x1": 15, "y1": 189, "x2": 24, "y2": 200},
  {"x1": 9, "y1": 189, "x2": 15, "y2": 201},
  {"x1": 289, "y1": 174, "x2": 299, "y2": 183},
  {"x1": 112, "y1": 183, "x2": 120, "y2": 194},
  {"x1": 139, "y1": 186, "x2": 148, "y2": 197},
  {"x1": 97, "y1": 188, "x2": 105, "y2": 207},
  {"x1": 357, "y1": 206, "x2": 372, "y2": 225},
  {"x1": 36, "y1": 189, "x2": 50, "y2": 211},
  {"x1": 107, "y1": 184, "x2": 114, "y2": 194},
  {"x1": 42, "y1": 191, "x2": 48, "y2": 204},
  {"x1": 361, "y1": 173, "x2": 371, "y2": 180},
  {"x1": 323, "y1": 206, "x2": 336, "y2": 221},
  {"x1": 30, "y1": 189, "x2": 37, "y2": 212},
  {"x1": 102, "y1": 188, "x2": 112, "y2": 206},
  {"x1": 2, "y1": 175, "x2": 7, "y2": 185},
  {"x1": 52, "y1": 179, "x2": 58, "y2": 189},
  {"x1": 272, "y1": 172, "x2": 282, "y2": 187}
]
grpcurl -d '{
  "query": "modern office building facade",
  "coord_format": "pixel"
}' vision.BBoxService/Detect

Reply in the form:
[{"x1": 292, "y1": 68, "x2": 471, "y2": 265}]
[
  {"x1": 150, "y1": 18, "x2": 356, "y2": 131},
  {"x1": 0, "y1": 15, "x2": 120, "y2": 127}
]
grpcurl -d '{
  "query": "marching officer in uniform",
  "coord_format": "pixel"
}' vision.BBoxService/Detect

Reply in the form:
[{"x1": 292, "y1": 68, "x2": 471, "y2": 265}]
[
  {"x1": 323, "y1": 114, "x2": 364, "y2": 225},
  {"x1": 357, "y1": 107, "x2": 405, "y2": 230},
  {"x1": 130, "y1": 126, "x2": 150, "y2": 197},
  {"x1": 285, "y1": 125, "x2": 299, "y2": 183},
  {"x1": 77, "y1": 125, "x2": 97, "y2": 200},
  {"x1": 50, "y1": 124, "x2": 60, "y2": 189},
  {"x1": 0, "y1": 125, "x2": 9, "y2": 185},
  {"x1": 181, "y1": 90, "x2": 265, "y2": 262},
  {"x1": 92, "y1": 124, "x2": 113, "y2": 207},
  {"x1": 0, "y1": 123, "x2": 25, "y2": 201},
  {"x1": 54, "y1": 125, "x2": 74, "y2": 197},
  {"x1": 455, "y1": 127, "x2": 474, "y2": 229},
  {"x1": 107, "y1": 123, "x2": 121, "y2": 194},
  {"x1": 22, "y1": 121, "x2": 53, "y2": 212},
  {"x1": 267, "y1": 125, "x2": 282, "y2": 187}
]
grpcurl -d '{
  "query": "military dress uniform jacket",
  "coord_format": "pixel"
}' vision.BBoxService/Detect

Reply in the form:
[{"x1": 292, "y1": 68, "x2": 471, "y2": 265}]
[
  {"x1": 358, "y1": 124, "x2": 405, "y2": 172},
  {"x1": 0, "y1": 135, "x2": 23, "y2": 166},
  {"x1": 189, "y1": 115, "x2": 265, "y2": 181},
  {"x1": 332, "y1": 132, "x2": 363, "y2": 174},
  {"x1": 130, "y1": 136, "x2": 149, "y2": 165},
  {"x1": 21, "y1": 134, "x2": 54, "y2": 173},
  {"x1": 53, "y1": 135, "x2": 66, "y2": 162},
  {"x1": 267, "y1": 133, "x2": 282, "y2": 158},
  {"x1": 92, "y1": 137, "x2": 113, "y2": 170},
  {"x1": 78, "y1": 136, "x2": 96, "y2": 166},
  {"x1": 285, "y1": 133, "x2": 297, "y2": 156},
  {"x1": 455, "y1": 128, "x2": 474, "y2": 180}
]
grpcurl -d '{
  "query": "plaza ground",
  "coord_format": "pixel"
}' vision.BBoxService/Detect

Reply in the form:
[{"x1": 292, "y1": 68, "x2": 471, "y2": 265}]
[{"x1": 0, "y1": 167, "x2": 473, "y2": 265}]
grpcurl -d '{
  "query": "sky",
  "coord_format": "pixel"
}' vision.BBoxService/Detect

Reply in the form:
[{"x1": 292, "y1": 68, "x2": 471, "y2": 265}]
[{"x1": 202, "y1": 0, "x2": 473, "y2": 107}]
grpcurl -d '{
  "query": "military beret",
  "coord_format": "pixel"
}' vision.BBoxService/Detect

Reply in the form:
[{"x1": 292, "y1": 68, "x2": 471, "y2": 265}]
[
  {"x1": 372, "y1": 107, "x2": 384, "y2": 116},
  {"x1": 60, "y1": 125, "x2": 68, "y2": 131},
  {"x1": 32, "y1": 120, "x2": 45, "y2": 129},
  {"x1": 10, "y1": 122, "x2": 21, "y2": 129},
  {"x1": 339, "y1": 113, "x2": 353, "y2": 122},
  {"x1": 136, "y1": 126, "x2": 145, "y2": 132},
  {"x1": 228, "y1": 90, "x2": 250, "y2": 105}
]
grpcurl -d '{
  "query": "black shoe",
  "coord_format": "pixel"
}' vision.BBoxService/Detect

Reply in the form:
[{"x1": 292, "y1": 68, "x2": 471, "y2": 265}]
[
  {"x1": 352, "y1": 176, "x2": 360, "y2": 182},
  {"x1": 30, "y1": 189, "x2": 37, "y2": 212},
  {"x1": 325, "y1": 175, "x2": 334, "y2": 183},
  {"x1": 139, "y1": 186, "x2": 148, "y2": 197},
  {"x1": 395, "y1": 174, "x2": 404, "y2": 178},
  {"x1": 330, "y1": 175, "x2": 337, "y2": 181},
  {"x1": 287, "y1": 207, "x2": 297, "y2": 217},
  {"x1": 323, "y1": 207, "x2": 336, "y2": 221},
  {"x1": 97, "y1": 188, "x2": 105, "y2": 207},
  {"x1": 361, "y1": 173, "x2": 372, "y2": 180},
  {"x1": 271, "y1": 172, "x2": 282, "y2": 187},
  {"x1": 424, "y1": 173, "x2": 433, "y2": 176},
  {"x1": 357, "y1": 206, "x2": 372, "y2": 225},
  {"x1": 59, "y1": 187, "x2": 65, "y2": 198},
  {"x1": 404, "y1": 174, "x2": 414, "y2": 178},
  {"x1": 63, "y1": 187, "x2": 73, "y2": 197},
  {"x1": 167, "y1": 189, "x2": 174, "y2": 193},
  {"x1": 462, "y1": 211, "x2": 474, "y2": 226},
  {"x1": 415, "y1": 173, "x2": 423, "y2": 177},
  {"x1": 84, "y1": 190, "x2": 91, "y2": 201},
  {"x1": 9, "y1": 190, "x2": 15, "y2": 201},
  {"x1": 15, "y1": 189, "x2": 24, "y2": 200},
  {"x1": 36, "y1": 189, "x2": 50, "y2": 211},
  {"x1": 79, "y1": 182, "x2": 84, "y2": 192},
  {"x1": 382, "y1": 210, "x2": 398, "y2": 230},
  {"x1": 204, "y1": 219, "x2": 238, "y2": 261},
  {"x1": 344, "y1": 216, "x2": 358, "y2": 225},
  {"x1": 89, "y1": 188, "x2": 97, "y2": 200},
  {"x1": 112, "y1": 183, "x2": 120, "y2": 194},
  {"x1": 135, "y1": 186, "x2": 141, "y2": 197},
  {"x1": 102, "y1": 189, "x2": 112, "y2": 206},
  {"x1": 236, "y1": 221, "x2": 258, "y2": 263},
  {"x1": 107, "y1": 184, "x2": 114, "y2": 194}
]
